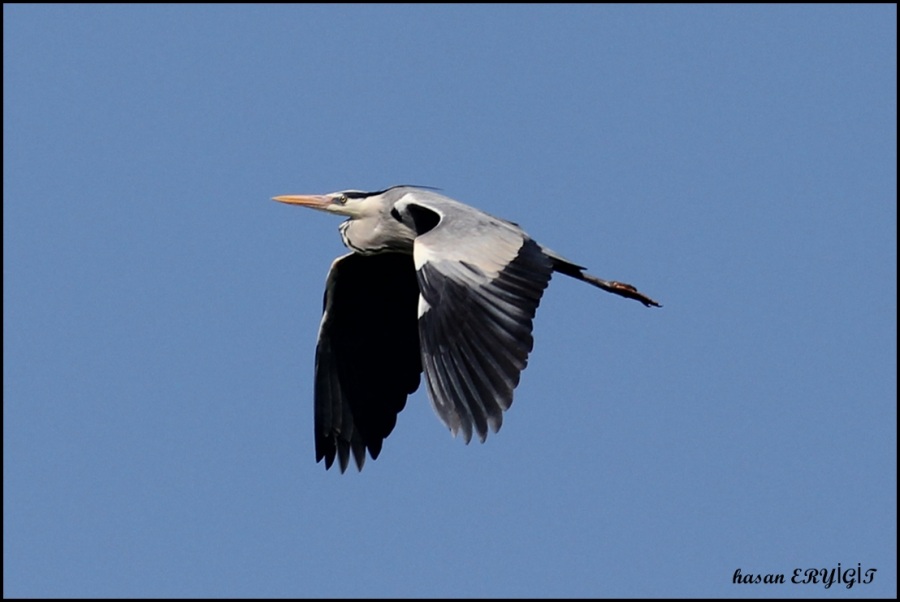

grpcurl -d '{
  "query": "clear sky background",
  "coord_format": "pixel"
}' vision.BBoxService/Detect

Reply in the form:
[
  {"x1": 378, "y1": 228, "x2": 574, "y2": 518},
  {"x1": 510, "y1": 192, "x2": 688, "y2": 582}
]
[{"x1": 4, "y1": 5, "x2": 896, "y2": 598}]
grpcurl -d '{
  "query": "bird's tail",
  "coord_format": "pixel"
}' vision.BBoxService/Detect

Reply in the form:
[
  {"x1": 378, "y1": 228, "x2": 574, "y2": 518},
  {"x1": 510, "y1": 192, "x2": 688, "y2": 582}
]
[{"x1": 545, "y1": 251, "x2": 661, "y2": 308}]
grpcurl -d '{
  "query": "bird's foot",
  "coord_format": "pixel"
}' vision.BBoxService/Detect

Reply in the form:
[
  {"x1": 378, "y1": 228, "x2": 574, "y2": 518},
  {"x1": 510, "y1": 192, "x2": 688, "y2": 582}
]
[{"x1": 604, "y1": 281, "x2": 662, "y2": 308}]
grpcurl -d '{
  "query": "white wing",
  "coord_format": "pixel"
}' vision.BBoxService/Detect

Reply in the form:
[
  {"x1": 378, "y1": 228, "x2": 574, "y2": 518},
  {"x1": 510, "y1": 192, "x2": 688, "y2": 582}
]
[{"x1": 407, "y1": 201, "x2": 554, "y2": 443}]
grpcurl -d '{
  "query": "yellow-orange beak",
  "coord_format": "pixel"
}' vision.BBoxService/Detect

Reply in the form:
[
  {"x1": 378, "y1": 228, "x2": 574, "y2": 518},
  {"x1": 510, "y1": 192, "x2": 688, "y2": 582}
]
[{"x1": 272, "y1": 194, "x2": 332, "y2": 209}]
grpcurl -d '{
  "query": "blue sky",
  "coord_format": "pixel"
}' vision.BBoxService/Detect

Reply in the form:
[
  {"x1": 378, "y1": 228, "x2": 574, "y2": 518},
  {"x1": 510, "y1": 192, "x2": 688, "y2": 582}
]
[{"x1": 4, "y1": 5, "x2": 896, "y2": 598}]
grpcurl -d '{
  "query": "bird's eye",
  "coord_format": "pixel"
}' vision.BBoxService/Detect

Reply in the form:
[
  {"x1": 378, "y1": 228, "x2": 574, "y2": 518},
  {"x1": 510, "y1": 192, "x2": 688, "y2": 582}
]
[{"x1": 334, "y1": 195, "x2": 348, "y2": 205}]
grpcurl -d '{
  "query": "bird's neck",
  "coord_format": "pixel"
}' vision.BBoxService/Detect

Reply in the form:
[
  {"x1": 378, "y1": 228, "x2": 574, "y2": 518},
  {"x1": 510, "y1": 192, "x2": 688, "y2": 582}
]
[{"x1": 339, "y1": 217, "x2": 415, "y2": 255}]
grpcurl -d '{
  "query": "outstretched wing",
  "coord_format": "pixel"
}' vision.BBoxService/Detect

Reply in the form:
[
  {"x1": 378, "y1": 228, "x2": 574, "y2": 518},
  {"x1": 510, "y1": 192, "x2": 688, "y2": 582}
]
[
  {"x1": 314, "y1": 252, "x2": 422, "y2": 472},
  {"x1": 408, "y1": 203, "x2": 554, "y2": 443}
]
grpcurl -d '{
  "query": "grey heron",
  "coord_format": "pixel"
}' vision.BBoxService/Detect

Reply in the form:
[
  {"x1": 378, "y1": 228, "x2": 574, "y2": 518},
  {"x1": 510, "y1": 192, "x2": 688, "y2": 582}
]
[{"x1": 274, "y1": 185, "x2": 659, "y2": 472}]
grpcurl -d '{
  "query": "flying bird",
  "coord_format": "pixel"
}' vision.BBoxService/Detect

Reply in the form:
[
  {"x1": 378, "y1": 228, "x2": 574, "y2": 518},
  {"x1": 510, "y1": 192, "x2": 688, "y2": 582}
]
[{"x1": 274, "y1": 185, "x2": 659, "y2": 472}]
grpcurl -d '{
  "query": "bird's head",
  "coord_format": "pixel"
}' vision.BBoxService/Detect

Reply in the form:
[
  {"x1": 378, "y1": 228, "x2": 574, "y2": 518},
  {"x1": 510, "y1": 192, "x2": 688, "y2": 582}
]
[
  {"x1": 275, "y1": 186, "x2": 434, "y2": 254},
  {"x1": 273, "y1": 186, "x2": 441, "y2": 219},
  {"x1": 272, "y1": 190, "x2": 379, "y2": 219}
]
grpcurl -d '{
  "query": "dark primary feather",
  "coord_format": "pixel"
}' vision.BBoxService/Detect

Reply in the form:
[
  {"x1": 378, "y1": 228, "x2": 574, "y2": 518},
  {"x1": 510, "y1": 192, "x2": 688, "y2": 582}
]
[{"x1": 314, "y1": 252, "x2": 422, "y2": 472}]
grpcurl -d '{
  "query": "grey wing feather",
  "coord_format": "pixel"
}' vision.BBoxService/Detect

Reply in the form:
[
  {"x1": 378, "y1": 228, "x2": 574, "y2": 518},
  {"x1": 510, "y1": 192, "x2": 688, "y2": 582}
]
[
  {"x1": 314, "y1": 253, "x2": 422, "y2": 471},
  {"x1": 412, "y1": 208, "x2": 553, "y2": 443}
]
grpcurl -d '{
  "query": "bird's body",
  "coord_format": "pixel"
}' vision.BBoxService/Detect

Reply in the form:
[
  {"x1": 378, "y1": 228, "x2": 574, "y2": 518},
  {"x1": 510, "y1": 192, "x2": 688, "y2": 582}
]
[{"x1": 274, "y1": 185, "x2": 659, "y2": 472}]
